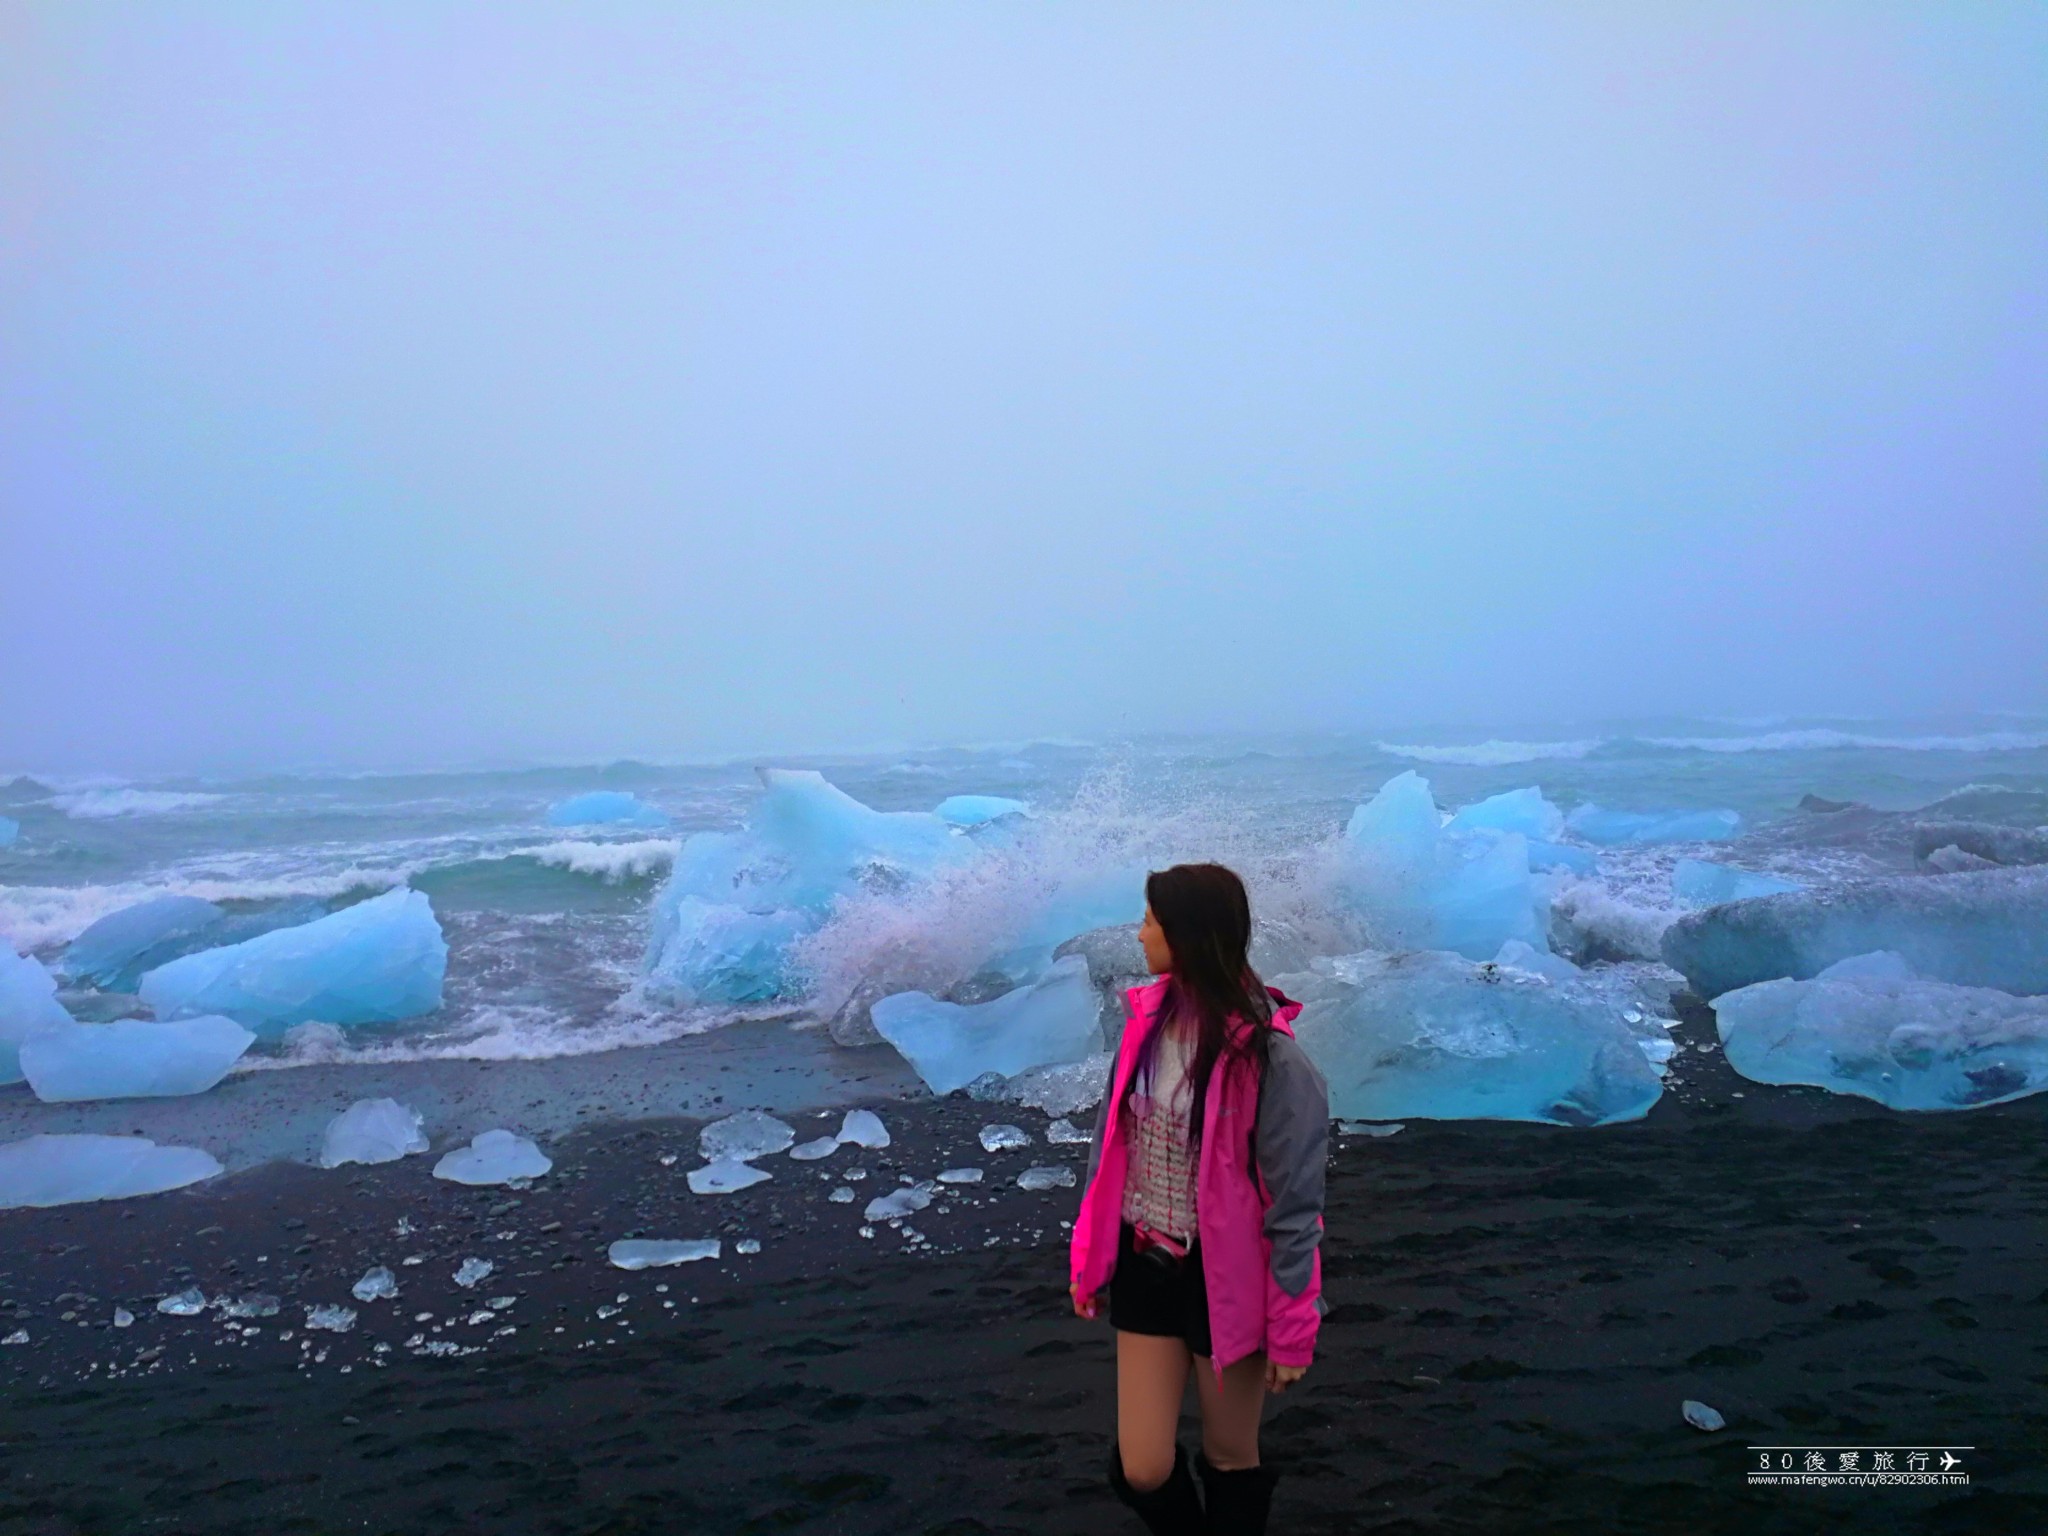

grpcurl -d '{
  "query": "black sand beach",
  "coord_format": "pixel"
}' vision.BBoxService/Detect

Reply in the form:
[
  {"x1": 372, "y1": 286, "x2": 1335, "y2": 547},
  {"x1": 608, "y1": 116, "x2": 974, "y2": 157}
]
[{"x1": 2, "y1": 1005, "x2": 2044, "y2": 1535}]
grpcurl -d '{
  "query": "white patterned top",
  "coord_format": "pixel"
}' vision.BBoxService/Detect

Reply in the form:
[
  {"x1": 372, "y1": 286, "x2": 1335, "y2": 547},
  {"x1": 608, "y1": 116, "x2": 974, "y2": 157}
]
[{"x1": 1120, "y1": 1019, "x2": 1199, "y2": 1245}]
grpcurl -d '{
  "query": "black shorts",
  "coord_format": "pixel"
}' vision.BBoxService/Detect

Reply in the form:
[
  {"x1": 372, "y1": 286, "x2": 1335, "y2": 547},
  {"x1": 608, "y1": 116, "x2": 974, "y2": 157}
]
[{"x1": 1107, "y1": 1220, "x2": 1212, "y2": 1357}]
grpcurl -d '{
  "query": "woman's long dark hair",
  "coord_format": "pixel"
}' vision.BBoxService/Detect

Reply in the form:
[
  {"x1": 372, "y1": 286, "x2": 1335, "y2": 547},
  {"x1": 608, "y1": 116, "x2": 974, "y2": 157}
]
[{"x1": 1127, "y1": 862, "x2": 1275, "y2": 1148}]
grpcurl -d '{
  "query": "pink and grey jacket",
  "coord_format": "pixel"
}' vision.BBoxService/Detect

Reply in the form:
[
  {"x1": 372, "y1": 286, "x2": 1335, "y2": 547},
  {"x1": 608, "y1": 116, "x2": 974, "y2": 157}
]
[{"x1": 1069, "y1": 976, "x2": 1331, "y2": 1375}]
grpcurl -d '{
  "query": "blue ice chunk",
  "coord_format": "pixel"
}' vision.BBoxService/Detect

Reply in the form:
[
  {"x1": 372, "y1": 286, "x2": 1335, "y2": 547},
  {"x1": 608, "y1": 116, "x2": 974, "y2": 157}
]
[
  {"x1": 1290, "y1": 950, "x2": 1668, "y2": 1126},
  {"x1": 0, "y1": 949, "x2": 74, "y2": 1086},
  {"x1": 1565, "y1": 805, "x2": 1740, "y2": 846},
  {"x1": 1446, "y1": 787, "x2": 1564, "y2": 841},
  {"x1": 641, "y1": 896, "x2": 811, "y2": 1005},
  {"x1": 319, "y1": 1097, "x2": 430, "y2": 1167},
  {"x1": 1671, "y1": 859, "x2": 1804, "y2": 908},
  {"x1": 0, "y1": 1133, "x2": 223, "y2": 1208},
  {"x1": 137, "y1": 888, "x2": 447, "y2": 1033},
  {"x1": 432, "y1": 1129, "x2": 551, "y2": 1185},
  {"x1": 0, "y1": 817, "x2": 17, "y2": 847},
  {"x1": 749, "y1": 769, "x2": 960, "y2": 910},
  {"x1": 1663, "y1": 866, "x2": 2048, "y2": 999},
  {"x1": 643, "y1": 770, "x2": 971, "y2": 1003},
  {"x1": 20, "y1": 1016, "x2": 254, "y2": 1102},
  {"x1": 871, "y1": 954, "x2": 1101, "y2": 1096},
  {"x1": 545, "y1": 792, "x2": 670, "y2": 829},
  {"x1": 1339, "y1": 772, "x2": 1550, "y2": 960},
  {"x1": 1714, "y1": 964, "x2": 2048, "y2": 1111},
  {"x1": 933, "y1": 795, "x2": 1031, "y2": 827},
  {"x1": 1525, "y1": 839, "x2": 1597, "y2": 875},
  {"x1": 60, "y1": 896, "x2": 225, "y2": 987}
]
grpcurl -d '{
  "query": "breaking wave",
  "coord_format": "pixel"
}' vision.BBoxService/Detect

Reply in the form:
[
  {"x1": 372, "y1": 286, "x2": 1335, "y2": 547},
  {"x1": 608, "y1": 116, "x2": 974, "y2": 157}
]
[
  {"x1": 1376, "y1": 739, "x2": 1601, "y2": 766},
  {"x1": 1645, "y1": 729, "x2": 2048, "y2": 754},
  {"x1": 49, "y1": 789, "x2": 229, "y2": 818}
]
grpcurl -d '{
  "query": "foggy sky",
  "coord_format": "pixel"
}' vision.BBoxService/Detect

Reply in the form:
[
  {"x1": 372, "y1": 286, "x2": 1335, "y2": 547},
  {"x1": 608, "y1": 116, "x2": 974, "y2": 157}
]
[{"x1": 3, "y1": 3, "x2": 2043, "y2": 775}]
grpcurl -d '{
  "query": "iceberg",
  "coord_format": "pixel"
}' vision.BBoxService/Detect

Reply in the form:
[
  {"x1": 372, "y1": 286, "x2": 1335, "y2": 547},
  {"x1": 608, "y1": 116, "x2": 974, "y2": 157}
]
[
  {"x1": 1525, "y1": 840, "x2": 1598, "y2": 876},
  {"x1": 319, "y1": 1098, "x2": 430, "y2": 1167},
  {"x1": 0, "y1": 1133, "x2": 223, "y2": 1208},
  {"x1": 1662, "y1": 866, "x2": 2048, "y2": 1000},
  {"x1": 432, "y1": 1129, "x2": 551, "y2": 1186},
  {"x1": 546, "y1": 791, "x2": 669, "y2": 828},
  {"x1": 1713, "y1": 954, "x2": 2048, "y2": 1110},
  {"x1": 1285, "y1": 949, "x2": 1668, "y2": 1126},
  {"x1": 1671, "y1": 860, "x2": 1804, "y2": 908},
  {"x1": 643, "y1": 770, "x2": 969, "y2": 1006},
  {"x1": 871, "y1": 953, "x2": 1101, "y2": 1096},
  {"x1": 609, "y1": 1239, "x2": 720, "y2": 1269},
  {"x1": 138, "y1": 888, "x2": 447, "y2": 1032},
  {"x1": 641, "y1": 896, "x2": 809, "y2": 1006},
  {"x1": 1337, "y1": 773, "x2": 1550, "y2": 961},
  {"x1": 1, "y1": 948, "x2": 75, "y2": 1084},
  {"x1": 20, "y1": 1016, "x2": 254, "y2": 1102},
  {"x1": 1564, "y1": 805, "x2": 1740, "y2": 846},
  {"x1": 59, "y1": 896, "x2": 225, "y2": 988},
  {"x1": 933, "y1": 795, "x2": 1031, "y2": 827},
  {"x1": 1446, "y1": 787, "x2": 1564, "y2": 841}
]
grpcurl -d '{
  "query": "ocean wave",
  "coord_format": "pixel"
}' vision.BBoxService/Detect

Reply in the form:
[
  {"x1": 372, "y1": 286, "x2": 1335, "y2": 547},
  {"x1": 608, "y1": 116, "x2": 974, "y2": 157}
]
[
  {"x1": 524, "y1": 839, "x2": 679, "y2": 882},
  {"x1": 1644, "y1": 729, "x2": 2048, "y2": 754},
  {"x1": 49, "y1": 789, "x2": 229, "y2": 818},
  {"x1": 1376, "y1": 739, "x2": 1601, "y2": 766}
]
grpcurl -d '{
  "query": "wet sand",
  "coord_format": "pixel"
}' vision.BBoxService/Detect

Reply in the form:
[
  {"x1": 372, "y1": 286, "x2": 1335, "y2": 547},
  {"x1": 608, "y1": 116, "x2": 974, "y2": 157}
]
[{"x1": 1, "y1": 1005, "x2": 2045, "y2": 1534}]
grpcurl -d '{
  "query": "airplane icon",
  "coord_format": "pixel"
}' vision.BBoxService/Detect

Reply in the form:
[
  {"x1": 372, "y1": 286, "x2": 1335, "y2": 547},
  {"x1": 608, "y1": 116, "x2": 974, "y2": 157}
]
[{"x1": 1939, "y1": 1452, "x2": 1962, "y2": 1472}]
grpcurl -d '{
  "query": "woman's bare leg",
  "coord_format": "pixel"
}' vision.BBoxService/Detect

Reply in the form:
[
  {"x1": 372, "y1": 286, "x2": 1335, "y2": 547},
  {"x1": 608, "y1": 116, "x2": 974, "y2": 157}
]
[
  {"x1": 1191, "y1": 1351, "x2": 1268, "y2": 1471},
  {"x1": 1116, "y1": 1330, "x2": 1193, "y2": 1489}
]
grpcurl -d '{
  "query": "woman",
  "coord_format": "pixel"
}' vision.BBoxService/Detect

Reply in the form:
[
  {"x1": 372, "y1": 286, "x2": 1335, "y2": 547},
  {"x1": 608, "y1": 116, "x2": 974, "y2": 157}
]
[{"x1": 1069, "y1": 863, "x2": 1330, "y2": 1535}]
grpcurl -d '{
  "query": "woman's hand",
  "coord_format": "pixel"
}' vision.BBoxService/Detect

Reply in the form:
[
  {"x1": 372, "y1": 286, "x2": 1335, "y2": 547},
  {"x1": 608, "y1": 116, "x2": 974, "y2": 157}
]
[
  {"x1": 1070, "y1": 1282, "x2": 1102, "y2": 1320},
  {"x1": 1265, "y1": 1360, "x2": 1307, "y2": 1394}
]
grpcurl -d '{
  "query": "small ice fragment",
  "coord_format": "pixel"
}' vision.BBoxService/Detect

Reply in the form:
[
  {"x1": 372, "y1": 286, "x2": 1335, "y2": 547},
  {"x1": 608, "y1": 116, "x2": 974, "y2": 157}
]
[
  {"x1": 112, "y1": 1307, "x2": 134, "y2": 1328},
  {"x1": 657, "y1": 1153, "x2": 678, "y2": 1166},
  {"x1": 828, "y1": 1187, "x2": 855, "y2": 1203},
  {"x1": 221, "y1": 1293, "x2": 280, "y2": 1318},
  {"x1": 836, "y1": 1108, "x2": 890, "y2": 1148},
  {"x1": 687, "y1": 1158, "x2": 771, "y2": 1195},
  {"x1": 453, "y1": 1258, "x2": 494, "y2": 1288},
  {"x1": 608, "y1": 1239, "x2": 721, "y2": 1269},
  {"x1": 489, "y1": 1296, "x2": 515, "y2": 1310},
  {"x1": 1336, "y1": 1120, "x2": 1407, "y2": 1137},
  {"x1": 1045, "y1": 1118, "x2": 1090, "y2": 1145},
  {"x1": 1017, "y1": 1166, "x2": 1075, "y2": 1191},
  {"x1": 319, "y1": 1098, "x2": 429, "y2": 1168},
  {"x1": 21, "y1": 1015, "x2": 255, "y2": 1103},
  {"x1": 864, "y1": 1183, "x2": 935, "y2": 1223},
  {"x1": 735, "y1": 1238, "x2": 761, "y2": 1255},
  {"x1": 698, "y1": 1110, "x2": 796, "y2": 1163},
  {"x1": 1682, "y1": 1399, "x2": 1726, "y2": 1432},
  {"x1": 352, "y1": 1266, "x2": 400, "y2": 1303},
  {"x1": 305, "y1": 1304, "x2": 356, "y2": 1334},
  {"x1": 937, "y1": 1167, "x2": 984, "y2": 1184},
  {"x1": 1, "y1": 1330, "x2": 25, "y2": 1345},
  {"x1": 788, "y1": 1137, "x2": 840, "y2": 1161},
  {"x1": 157, "y1": 1287, "x2": 207, "y2": 1316},
  {"x1": 979, "y1": 1124, "x2": 1029, "y2": 1152},
  {"x1": 394, "y1": 1217, "x2": 414, "y2": 1236},
  {"x1": 432, "y1": 1129, "x2": 551, "y2": 1187},
  {"x1": 845, "y1": 1167, "x2": 867, "y2": 1181}
]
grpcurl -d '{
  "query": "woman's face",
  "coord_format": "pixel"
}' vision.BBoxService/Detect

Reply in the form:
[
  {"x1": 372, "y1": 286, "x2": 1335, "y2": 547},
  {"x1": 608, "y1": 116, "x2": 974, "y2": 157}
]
[{"x1": 1138, "y1": 903, "x2": 1173, "y2": 974}]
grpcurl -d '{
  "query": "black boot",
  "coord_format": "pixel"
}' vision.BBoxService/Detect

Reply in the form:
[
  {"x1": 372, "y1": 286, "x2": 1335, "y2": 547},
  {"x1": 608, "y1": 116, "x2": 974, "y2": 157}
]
[
  {"x1": 1108, "y1": 1441, "x2": 1204, "y2": 1535},
  {"x1": 1194, "y1": 1453, "x2": 1278, "y2": 1535}
]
